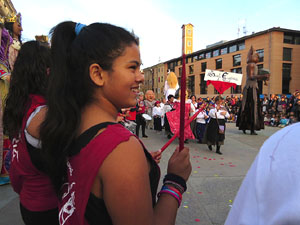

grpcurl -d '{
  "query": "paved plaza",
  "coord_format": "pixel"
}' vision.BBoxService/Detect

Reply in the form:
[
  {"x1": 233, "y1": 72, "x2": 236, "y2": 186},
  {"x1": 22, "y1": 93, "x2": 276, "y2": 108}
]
[{"x1": 0, "y1": 123, "x2": 280, "y2": 225}]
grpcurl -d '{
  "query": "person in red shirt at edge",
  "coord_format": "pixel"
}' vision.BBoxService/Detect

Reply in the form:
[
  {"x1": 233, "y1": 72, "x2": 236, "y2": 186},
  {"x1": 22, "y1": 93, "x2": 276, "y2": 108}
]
[
  {"x1": 39, "y1": 21, "x2": 192, "y2": 225},
  {"x1": 3, "y1": 41, "x2": 58, "y2": 225}
]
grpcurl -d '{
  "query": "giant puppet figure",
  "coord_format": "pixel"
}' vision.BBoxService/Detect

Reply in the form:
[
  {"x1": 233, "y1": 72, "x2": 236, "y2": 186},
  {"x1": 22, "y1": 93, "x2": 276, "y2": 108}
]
[
  {"x1": 164, "y1": 71, "x2": 179, "y2": 101},
  {"x1": 0, "y1": 13, "x2": 22, "y2": 185},
  {"x1": 164, "y1": 72, "x2": 194, "y2": 142},
  {"x1": 236, "y1": 46, "x2": 270, "y2": 135},
  {"x1": 144, "y1": 90, "x2": 156, "y2": 129}
]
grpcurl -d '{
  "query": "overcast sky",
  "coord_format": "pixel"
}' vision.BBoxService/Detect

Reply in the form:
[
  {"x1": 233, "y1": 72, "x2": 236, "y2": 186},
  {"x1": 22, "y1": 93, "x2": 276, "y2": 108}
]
[{"x1": 13, "y1": 0, "x2": 300, "y2": 68}]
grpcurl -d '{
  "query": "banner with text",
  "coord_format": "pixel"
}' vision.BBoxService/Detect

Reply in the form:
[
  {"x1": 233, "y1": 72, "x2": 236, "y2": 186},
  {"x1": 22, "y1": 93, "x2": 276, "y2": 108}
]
[{"x1": 204, "y1": 69, "x2": 243, "y2": 85}]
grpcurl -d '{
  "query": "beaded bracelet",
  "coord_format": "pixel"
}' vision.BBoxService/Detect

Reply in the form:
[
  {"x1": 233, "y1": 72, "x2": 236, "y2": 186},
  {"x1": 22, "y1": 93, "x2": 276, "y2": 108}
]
[
  {"x1": 157, "y1": 186, "x2": 182, "y2": 207},
  {"x1": 163, "y1": 173, "x2": 187, "y2": 192}
]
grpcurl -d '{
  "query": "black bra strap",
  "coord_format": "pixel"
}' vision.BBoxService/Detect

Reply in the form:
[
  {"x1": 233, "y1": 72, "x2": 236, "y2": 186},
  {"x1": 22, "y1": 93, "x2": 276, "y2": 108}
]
[{"x1": 69, "y1": 122, "x2": 117, "y2": 156}]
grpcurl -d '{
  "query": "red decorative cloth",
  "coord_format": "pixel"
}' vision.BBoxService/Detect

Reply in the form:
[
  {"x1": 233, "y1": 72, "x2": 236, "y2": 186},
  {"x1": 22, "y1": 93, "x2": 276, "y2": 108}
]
[
  {"x1": 207, "y1": 80, "x2": 237, "y2": 94},
  {"x1": 166, "y1": 102, "x2": 194, "y2": 140}
]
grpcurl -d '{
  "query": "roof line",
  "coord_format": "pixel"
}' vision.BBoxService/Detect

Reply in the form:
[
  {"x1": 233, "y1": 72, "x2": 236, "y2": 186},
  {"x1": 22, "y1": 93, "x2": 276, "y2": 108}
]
[{"x1": 163, "y1": 27, "x2": 300, "y2": 64}]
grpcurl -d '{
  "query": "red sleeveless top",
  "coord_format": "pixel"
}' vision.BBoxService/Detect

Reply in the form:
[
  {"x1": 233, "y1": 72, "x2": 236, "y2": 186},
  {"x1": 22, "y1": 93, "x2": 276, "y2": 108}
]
[
  {"x1": 9, "y1": 94, "x2": 58, "y2": 211},
  {"x1": 58, "y1": 123, "x2": 160, "y2": 225}
]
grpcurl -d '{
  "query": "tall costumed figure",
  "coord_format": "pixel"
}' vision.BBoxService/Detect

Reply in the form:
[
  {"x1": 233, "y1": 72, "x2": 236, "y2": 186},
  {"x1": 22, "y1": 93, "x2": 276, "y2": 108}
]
[
  {"x1": 0, "y1": 13, "x2": 22, "y2": 185},
  {"x1": 236, "y1": 46, "x2": 270, "y2": 135},
  {"x1": 164, "y1": 71, "x2": 179, "y2": 101}
]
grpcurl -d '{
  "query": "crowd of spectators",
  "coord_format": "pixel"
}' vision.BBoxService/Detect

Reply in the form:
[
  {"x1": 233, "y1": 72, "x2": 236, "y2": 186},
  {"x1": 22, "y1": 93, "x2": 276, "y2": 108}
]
[
  {"x1": 196, "y1": 90, "x2": 300, "y2": 128},
  {"x1": 118, "y1": 91, "x2": 300, "y2": 138}
]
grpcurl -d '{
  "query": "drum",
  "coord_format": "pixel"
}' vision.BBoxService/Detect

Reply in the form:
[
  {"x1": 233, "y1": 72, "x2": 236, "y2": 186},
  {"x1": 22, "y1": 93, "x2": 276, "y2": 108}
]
[{"x1": 142, "y1": 114, "x2": 152, "y2": 121}]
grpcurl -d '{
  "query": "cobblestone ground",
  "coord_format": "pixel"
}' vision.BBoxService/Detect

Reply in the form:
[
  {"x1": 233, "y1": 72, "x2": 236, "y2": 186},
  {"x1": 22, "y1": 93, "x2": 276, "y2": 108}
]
[{"x1": 0, "y1": 123, "x2": 280, "y2": 225}]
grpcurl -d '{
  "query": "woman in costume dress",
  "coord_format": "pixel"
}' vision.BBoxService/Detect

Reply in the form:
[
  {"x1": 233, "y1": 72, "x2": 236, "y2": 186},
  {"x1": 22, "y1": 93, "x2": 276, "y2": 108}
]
[
  {"x1": 0, "y1": 24, "x2": 12, "y2": 184},
  {"x1": 236, "y1": 46, "x2": 270, "y2": 135},
  {"x1": 204, "y1": 96, "x2": 229, "y2": 155},
  {"x1": 0, "y1": 13, "x2": 22, "y2": 184},
  {"x1": 166, "y1": 91, "x2": 194, "y2": 143},
  {"x1": 4, "y1": 13, "x2": 22, "y2": 70}
]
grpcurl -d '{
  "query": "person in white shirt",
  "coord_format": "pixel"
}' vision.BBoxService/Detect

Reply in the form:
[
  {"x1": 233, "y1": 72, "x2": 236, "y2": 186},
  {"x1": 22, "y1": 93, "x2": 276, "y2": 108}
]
[
  {"x1": 203, "y1": 96, "x2": 230, "y2": 154},
  {"x1": 189, "y1": 95, "x2": 198, "y2": 138},
  {"x1": 225, "y1": 122, "x2": 300, "y2": 225},
  {"x1": 160, "y1": 98, "x2": 166, "y2": 127},
  {"x1": 195, "y1": 106, "x2": 209, "y2": 143},
  {"x1": 152, "y1": 101, "x2": 162, "y2": 132}
]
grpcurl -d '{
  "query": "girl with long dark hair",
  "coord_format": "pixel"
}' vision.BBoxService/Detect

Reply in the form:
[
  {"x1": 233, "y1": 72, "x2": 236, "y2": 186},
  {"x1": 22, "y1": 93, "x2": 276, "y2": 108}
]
[
  {"x1": 40, "y1": 21, "x2": 191, "y2": 225},
  {"x1": 3, "y1": 41, "x2": 58, "y2": 225}
]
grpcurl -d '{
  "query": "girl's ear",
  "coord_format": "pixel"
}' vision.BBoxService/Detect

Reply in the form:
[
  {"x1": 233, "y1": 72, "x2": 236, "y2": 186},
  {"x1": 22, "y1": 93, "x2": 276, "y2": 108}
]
[{"x1": 89, "y1": 63, "x2": 107, "y2": 86}]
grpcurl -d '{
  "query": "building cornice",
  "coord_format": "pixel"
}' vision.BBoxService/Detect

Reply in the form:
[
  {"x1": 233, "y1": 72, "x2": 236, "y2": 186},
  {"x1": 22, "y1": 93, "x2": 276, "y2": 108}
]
[
  {"x1": 0, "y1": 0, "x2": 17, "y2": 17},
  {"x1": 5, "y1": 0, "x2": 16, "y2": 13},
  {"x1": 164, "y1": 27, "x2": 300, "y2": 64}
]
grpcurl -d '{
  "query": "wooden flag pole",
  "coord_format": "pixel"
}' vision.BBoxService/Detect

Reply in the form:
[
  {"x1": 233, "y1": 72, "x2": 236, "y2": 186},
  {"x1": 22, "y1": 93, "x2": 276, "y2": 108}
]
[{"x1": 179, "y1": 54, "x2": 186, "y2": 151}]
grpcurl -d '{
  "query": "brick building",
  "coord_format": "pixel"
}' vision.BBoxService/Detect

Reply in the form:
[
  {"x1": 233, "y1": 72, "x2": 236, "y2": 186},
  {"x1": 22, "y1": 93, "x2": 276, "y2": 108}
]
[
  {"x1": 142, "y1": 27, "x2": 300, "y2": 98},
  {"x1": 142, "y1": 63, "x2": 166, "y2": 100},
  {"x1": 0, "y1": 0, "x2": 16, "y2": 19}
]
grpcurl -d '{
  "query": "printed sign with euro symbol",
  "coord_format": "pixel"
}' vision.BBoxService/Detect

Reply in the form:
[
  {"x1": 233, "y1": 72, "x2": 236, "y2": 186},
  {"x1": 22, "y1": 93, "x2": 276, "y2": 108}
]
[{"x1": 204, "y1": 69, "x2": 243, "y2": 85}]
